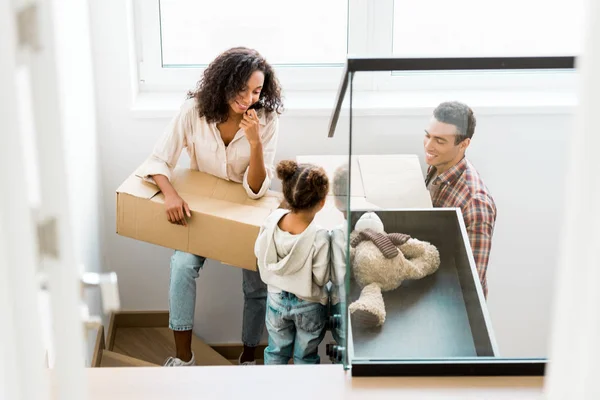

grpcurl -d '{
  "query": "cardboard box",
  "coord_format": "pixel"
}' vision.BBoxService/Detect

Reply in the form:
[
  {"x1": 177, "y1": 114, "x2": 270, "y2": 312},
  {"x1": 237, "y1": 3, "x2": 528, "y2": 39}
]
[
  {"x1": 296, "y1": 154, "x2": 433, "y2": 229},
  {"x1": 116, "y1": 167, "x2": 282, "y2": 271}
]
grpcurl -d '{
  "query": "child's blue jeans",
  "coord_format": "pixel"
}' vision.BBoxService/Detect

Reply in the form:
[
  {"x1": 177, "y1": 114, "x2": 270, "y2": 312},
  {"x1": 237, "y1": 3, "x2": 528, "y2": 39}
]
[{"x1": 264, "y1": 291, "x2": 327, "y2": 365}]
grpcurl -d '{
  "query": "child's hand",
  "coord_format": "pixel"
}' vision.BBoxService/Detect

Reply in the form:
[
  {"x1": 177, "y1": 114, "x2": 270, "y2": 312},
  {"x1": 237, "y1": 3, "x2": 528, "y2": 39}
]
[{"x1": 239, "y1": 109, "x2": 261, "y2": 146}]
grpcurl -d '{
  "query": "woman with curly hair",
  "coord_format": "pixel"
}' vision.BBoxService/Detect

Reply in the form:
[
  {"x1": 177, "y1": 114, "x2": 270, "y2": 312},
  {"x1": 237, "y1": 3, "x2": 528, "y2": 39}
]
[{"x1": 138, "y1": 47, "x2": 283, "y2": 367}]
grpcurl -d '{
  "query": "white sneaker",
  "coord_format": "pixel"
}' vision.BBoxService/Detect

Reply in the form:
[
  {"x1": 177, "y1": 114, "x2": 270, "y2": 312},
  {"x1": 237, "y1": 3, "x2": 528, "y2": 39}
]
[
  {"x1": 164, "y1": 351, "x2": 195, "y2": 367},
  {"x1": 238, "y1": 353, "x2": 256, "y2": 366}
]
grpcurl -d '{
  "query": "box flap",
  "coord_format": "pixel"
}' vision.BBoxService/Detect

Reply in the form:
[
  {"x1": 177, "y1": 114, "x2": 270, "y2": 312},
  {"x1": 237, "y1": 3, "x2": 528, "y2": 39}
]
[
  {"x1": 170, "y1": 168, "x2": 219, "y2": 198},
  {"x1": 296, "y1": 154, "x2": 433, "y2": 210},
  {"x1": 126, "y1": 166, "x2": 282, "y2": 208},
  {"x1": 116, "y1": 173, "x2": 161, "y2": 200},
  {"x1": 171, "y1": 167, "x2": 282, "y2": 209},
  {"x1": 184, "y1": 196, "x2": 274, "y2": 226},
  {"x1": 146, "y1": 169, "x2": 282, "y2": 226},
  {"x1": 350, "y1": 196, "x2": 382, "y2": 211},
  {"x1": 359, "y1": 154, "x2": 432, "y2": 208}
]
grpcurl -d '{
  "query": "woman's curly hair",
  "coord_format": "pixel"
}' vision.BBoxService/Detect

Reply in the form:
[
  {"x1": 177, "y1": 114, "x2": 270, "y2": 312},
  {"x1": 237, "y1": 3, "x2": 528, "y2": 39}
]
[{"x1": 187, "y1": 47, "x2": 283, "y2": 124}]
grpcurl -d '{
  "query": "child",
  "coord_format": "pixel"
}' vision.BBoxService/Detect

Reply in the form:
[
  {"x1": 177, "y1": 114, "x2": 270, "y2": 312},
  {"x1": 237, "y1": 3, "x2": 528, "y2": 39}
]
[{"x1": 255, "y1": 160, "x2": 330, "y2": 365}]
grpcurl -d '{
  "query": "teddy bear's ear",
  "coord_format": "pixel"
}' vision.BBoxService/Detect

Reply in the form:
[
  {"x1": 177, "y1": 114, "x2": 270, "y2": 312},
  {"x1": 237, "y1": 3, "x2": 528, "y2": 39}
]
[{"x1": 355, "y1": 212, "x2": 385, "y2": 233}]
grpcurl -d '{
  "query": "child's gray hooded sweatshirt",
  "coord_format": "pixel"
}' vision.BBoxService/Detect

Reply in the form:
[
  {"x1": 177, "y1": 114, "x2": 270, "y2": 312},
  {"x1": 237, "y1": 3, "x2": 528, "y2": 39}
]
[{"x1": 255, "y1": 209, "x2": 330, "y2": 305}]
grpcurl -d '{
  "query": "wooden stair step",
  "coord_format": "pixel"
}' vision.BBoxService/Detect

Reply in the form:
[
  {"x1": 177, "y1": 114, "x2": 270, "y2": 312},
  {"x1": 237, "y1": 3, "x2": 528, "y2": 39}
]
[
  {"x1": 211, "y1": 344, "x2": 267, "y2": 361},
  {"x1": 100, "y1": 350, "x2": 158, "y2": 367},
  {"x1": 188, "y1": 330, "x2": 233, "y2": 366},
  {"x1": 112, "y1": 327, "x2": 231, "y2": 366}
]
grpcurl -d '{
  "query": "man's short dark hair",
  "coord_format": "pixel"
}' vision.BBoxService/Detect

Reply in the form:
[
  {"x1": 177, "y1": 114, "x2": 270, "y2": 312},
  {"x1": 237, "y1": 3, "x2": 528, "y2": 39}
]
[{"x1": 433, "y1": 101, "x2": 476, "y2": 144}]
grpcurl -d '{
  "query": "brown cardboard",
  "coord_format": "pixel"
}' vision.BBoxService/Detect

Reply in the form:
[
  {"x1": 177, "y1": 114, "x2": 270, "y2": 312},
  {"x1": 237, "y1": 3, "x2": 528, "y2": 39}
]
[
  {"x1": 116, "y1": 167, "x2": 283, "y2": 271},
  {"x1": 297, "y1": 154, "x2": 432, "y2": 229}
]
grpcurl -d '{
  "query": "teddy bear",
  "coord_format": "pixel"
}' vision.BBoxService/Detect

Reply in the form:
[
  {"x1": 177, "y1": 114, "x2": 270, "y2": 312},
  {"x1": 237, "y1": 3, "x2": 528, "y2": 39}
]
[{"x1": 348, "y1": 212, "x2": 441, "y2": 328}]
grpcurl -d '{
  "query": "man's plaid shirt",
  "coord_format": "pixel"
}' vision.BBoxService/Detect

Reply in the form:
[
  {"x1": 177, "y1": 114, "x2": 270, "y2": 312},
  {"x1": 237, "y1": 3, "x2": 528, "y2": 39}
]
[{"x1": 425, "y1": 157, "x2": 496, "y2": 297}]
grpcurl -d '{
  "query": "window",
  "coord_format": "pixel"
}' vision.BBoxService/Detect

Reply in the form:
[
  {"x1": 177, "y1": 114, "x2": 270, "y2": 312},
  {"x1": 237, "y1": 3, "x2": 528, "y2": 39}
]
[
  {"x1": 136, "y1": 0, "x2": 353, "y2": 92},
  {"x1": 135, "y1": 0, "x2": 583, "y2": 93},
  {"x1": 392, "y1": 0, "x2": 583, "y2": 58},
  {"x1": 159, "y1": 0, "x2": 348, "y2": 66},
  {"x1": 380, "y1": 0, "x2": 583, "y2": 91}
]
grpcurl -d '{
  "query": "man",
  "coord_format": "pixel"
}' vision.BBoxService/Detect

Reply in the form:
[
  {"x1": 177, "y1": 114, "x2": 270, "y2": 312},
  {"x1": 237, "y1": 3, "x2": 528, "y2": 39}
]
[{"x1": 424, "y1": 101, "x2": 496, "y2": 297}]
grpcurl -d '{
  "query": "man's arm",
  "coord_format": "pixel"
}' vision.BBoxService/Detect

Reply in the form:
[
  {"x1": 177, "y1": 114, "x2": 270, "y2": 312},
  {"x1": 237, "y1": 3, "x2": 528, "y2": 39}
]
[{"x1": 463, "y1": 196, "x2": 496, "y2": 297}]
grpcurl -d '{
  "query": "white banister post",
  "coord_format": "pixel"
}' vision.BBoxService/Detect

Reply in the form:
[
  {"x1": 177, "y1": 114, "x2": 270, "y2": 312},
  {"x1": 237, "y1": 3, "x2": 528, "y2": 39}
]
[
  {"x1": 0, "y1": 1, "x2": 50, "y2": 399},
  {"x1": 25, "y1": 0, "x2": 98, "y2": 398},
  {"x1": 545, "y1": 0, "x2": 600, "y2": 398}
]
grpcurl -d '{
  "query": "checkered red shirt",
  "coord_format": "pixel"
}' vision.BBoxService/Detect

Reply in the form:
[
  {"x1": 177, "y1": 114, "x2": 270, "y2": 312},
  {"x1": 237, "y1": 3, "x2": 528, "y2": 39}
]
[{"x1": 425, "y1": 157, "x2": 496, "y2": 297}]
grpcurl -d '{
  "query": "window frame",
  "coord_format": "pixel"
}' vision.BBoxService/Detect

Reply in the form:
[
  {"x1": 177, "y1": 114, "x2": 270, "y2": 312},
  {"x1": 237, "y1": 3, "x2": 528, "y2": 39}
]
[
  {"x1": 366, "y1": 0, "x2": 578, "y2": 92},
  {"x1": 134, "y1": 0, "x2": 578, "y2": 96},
  {"x1": 135, "y1": 0, "x2": 365, "y2": 93}
]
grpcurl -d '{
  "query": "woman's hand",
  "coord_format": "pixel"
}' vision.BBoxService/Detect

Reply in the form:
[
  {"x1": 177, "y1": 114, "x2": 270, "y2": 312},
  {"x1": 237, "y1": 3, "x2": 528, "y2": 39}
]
[
  {"x1": 239, "y1": 109, "x2": 261, "y2": 146},
  {"x1": 164, "y1": 193, "x2": 191, "y2": 226}
]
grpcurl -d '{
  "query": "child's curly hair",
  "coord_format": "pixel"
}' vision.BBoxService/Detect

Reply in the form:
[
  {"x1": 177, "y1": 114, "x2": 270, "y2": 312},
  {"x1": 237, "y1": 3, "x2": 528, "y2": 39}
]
[
  {"x1": 187, "y1": 47, "x2": 284, "y2": 124},
  {"x1": 277, "y1": 160, "x2": 329, "y2": 212}
]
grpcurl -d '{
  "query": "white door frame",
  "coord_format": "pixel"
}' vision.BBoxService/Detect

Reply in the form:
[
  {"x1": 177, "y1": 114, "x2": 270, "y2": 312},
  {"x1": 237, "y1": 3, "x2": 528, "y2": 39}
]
[
  {"x1": 0, "y1": 1, "x2": 51, "y2": 399},
  {"x1": 0, "y1": 0, "x2": 98, "y2": 399},
  {"x1": 545, "y1": 0, "x2": 600, "y2": 398}
]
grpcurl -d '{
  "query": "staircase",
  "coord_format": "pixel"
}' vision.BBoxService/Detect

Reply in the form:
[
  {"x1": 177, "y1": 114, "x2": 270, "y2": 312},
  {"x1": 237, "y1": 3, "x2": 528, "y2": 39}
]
[{"x1": 91, "y1": 311, "x2": 266, "y2": 367}]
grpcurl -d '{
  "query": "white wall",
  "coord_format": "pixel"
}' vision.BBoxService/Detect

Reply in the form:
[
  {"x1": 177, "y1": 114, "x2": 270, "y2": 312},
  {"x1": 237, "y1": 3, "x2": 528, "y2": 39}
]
[{"x1": 89, "y1": 0, "x2": 573, "y2": 358}]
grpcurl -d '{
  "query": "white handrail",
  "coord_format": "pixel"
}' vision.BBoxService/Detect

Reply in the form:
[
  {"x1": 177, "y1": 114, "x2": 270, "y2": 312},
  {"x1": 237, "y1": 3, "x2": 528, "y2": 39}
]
[
  {"x1": 26, "y1": 0, "x2": 97, "y2": 398},
  {"x1": 545, "y1": 0, "x2": 600, "y2": 398}
]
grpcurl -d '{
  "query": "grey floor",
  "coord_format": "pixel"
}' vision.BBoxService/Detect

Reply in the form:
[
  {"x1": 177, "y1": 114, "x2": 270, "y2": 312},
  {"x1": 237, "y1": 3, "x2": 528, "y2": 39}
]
[{"x1": 350, "y1": 240, "x2": 481, "y2": 360}]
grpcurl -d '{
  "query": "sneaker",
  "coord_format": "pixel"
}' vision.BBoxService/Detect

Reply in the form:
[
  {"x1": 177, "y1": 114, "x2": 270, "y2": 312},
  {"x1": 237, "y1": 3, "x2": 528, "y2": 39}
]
[
  {"x1": 238, "y1": 353, "x2": 256, "y2": 366},
  {"x1": 163, "y1": 351, "x2": 195, "y2": 367}
]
